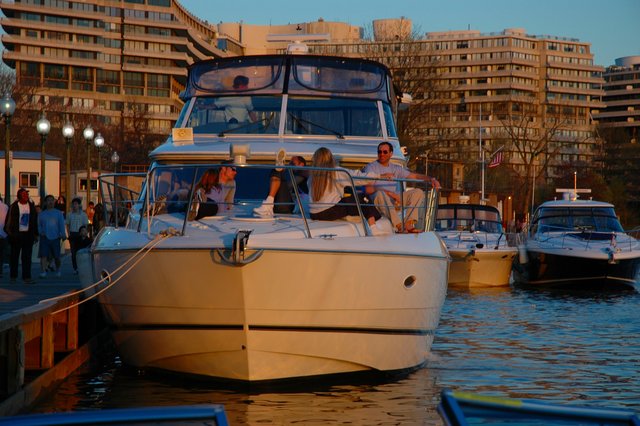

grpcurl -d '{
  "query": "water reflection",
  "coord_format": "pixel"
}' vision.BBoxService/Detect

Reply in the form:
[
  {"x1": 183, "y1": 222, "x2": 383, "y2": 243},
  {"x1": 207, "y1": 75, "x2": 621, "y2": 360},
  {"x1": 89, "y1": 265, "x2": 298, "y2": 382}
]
[{"x1": 33, "y1": 284, "x2": 640, "y2": 423}]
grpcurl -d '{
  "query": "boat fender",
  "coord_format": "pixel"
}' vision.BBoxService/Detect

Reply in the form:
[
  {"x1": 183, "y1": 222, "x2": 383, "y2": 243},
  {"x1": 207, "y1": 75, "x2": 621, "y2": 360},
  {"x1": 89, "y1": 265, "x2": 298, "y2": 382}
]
[{"x1": 518, "y1": 245, "x2": 528, "y2": 264}]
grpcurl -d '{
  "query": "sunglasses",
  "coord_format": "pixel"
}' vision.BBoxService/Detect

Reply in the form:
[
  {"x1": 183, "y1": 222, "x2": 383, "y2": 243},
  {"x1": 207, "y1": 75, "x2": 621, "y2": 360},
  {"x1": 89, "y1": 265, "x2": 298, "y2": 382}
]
[
  {"x1": 377, "y1": 150, "x2": 390, "y2": 154},
  {"x1": 229, "y1": 167, "x2": 237, "y2": 172}
]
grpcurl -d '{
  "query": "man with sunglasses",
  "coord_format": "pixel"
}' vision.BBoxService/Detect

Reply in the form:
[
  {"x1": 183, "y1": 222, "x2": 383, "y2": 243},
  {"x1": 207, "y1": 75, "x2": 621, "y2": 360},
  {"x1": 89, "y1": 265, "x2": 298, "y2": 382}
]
[{"x1": 363, "y1": 142, "x2": 440, "y2": 233}]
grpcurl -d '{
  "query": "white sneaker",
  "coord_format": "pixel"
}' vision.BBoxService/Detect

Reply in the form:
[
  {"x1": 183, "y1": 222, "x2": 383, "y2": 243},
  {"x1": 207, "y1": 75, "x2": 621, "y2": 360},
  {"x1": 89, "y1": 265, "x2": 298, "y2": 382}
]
[
  {"x1": 253, "y1": 196, "x2": 274, "y2": 217},
  {"x1": 39, "y1": 271, "x2": 47, "y2": 278}
]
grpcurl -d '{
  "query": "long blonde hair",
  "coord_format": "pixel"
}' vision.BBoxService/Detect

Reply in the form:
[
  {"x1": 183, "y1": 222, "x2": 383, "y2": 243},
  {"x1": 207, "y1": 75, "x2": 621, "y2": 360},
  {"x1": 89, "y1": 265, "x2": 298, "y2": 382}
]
[{"x1": 311, "y1": 147, "x2": 335, "y2": 201}]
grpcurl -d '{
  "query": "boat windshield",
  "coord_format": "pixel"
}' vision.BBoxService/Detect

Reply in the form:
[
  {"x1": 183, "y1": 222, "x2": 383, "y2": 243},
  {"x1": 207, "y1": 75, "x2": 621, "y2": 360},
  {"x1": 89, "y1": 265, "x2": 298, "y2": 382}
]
[
  {"x1": 180, "y1": 54, "x2": 396, "y2": 138},
  {"x1": 185, "y1": 95, "x2": 391, "y2": 137},
  {"x1": 533, "y1": 207, "x2": 624, "y2": 233},
  {"x1": 435, "y1": 205, "x2": 503, "y2": 233}
]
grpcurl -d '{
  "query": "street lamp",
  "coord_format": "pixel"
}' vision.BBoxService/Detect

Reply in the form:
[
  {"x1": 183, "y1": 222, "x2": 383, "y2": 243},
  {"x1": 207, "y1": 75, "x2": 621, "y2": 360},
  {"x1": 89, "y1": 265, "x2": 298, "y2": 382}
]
[
  {"x1": 83, "y1": 125, "x2": 94, "y2": 207},
  {"x1": 111, "y1": 151, "x2": 119, "y2": 227},
  {"x1": 62, "y1": 120, "x2": 74, "y2": 215},
  {"x1": 1, "y1": 93, "x2": 16, "y2": 205},
  {"x1": 94, "y1": 133, "x2": 104, "y2": 203},
  {"x1": 36, "y1": 112, "x2": 51, "y2": 204}
]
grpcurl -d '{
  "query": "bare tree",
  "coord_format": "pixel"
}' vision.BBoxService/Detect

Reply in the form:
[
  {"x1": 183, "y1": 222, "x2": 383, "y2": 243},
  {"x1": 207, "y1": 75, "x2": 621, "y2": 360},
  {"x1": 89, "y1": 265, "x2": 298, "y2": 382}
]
[
  {"x1": 496, "y1": 98, "x2": 578, "y2": 215},
  {"x1": 359, "y1": 20, "x2": 449, "y2": 168}
]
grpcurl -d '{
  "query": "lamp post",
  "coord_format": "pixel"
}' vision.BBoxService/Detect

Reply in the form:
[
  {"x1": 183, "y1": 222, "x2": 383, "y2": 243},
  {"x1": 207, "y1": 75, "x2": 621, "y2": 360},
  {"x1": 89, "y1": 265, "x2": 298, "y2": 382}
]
[
  {"x1": 83, "y1": 125, "x2": 94, "y2": 207},
  {"x1": 62, "y1": 120, "x2": 74, "y2": 215},
  {"x1": 36, "y1": 112, "x2": 51, "y2": 204},
  {"x1": 1, "y1": 93, "x2": 16, "y2": 205},
  {"x1": 111, "y1": 151, "x2": 119, "y2": 227},
  {"x1": 94, "y1": 133, "x2": 104, "y2": 203}
]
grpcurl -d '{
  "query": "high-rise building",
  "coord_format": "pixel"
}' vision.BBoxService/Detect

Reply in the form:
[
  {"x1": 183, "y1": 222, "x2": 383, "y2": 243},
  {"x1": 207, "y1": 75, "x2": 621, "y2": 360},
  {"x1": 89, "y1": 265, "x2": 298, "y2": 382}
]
[
  {"x1": 0, "y1": 0, "x2": 236, "y2": 134},
  {"x1": 593, "y1": 56, "x2": 640, "y2": 206},
  {"x1": 309, "y1": 25, "x2": 606, "y2": 186}
]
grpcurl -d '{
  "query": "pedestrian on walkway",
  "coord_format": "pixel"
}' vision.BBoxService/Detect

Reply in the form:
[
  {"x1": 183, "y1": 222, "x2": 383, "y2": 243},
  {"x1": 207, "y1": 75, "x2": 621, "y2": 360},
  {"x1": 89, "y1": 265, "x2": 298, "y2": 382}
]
[
  {"x1": 37, "y1": 195, "x2": 67, "y2": 278},
  {"x1": 66, "y1": 197, "x2": 89, "y2": 274},
  {"x1": 4, "y1": 188, "x2": 38, "y2": 283},
  {"x1": 0, "y1": 195, "x2": 8, "y2": 278}
]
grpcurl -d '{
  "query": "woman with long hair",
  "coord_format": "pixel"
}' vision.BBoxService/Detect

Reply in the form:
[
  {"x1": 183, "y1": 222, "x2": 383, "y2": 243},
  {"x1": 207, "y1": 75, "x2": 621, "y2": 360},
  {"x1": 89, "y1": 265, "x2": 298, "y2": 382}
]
[
  {"x1": 190, "y1": 163, "x2": 237, "y2": 220},
  {"x1": 308, "y1": 147, "x2": 392, "y2": 235}
]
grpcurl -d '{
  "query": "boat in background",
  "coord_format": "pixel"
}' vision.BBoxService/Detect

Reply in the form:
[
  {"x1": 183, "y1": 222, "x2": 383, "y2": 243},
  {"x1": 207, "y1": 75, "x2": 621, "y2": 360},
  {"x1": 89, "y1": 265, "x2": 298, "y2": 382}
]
[
  {"x1": 513, "y1": 196, "x2": 640, "y2": 290},
  {"x1": 436, "y1": 202, "x2": 517, "y2": 288},
  {"x1": 90, "y1": 38, "x2": 449, "y2": 383},
  {"x1": 438, "y1": 389, "x2": 640, "y2": 425}
]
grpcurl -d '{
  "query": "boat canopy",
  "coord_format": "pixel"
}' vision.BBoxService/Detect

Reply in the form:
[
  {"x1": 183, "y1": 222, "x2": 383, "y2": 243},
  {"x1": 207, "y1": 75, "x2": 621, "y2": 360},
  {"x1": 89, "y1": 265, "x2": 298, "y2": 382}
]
[{"x1": 183, "y1": 55, "x2": 394, "y2": 102}]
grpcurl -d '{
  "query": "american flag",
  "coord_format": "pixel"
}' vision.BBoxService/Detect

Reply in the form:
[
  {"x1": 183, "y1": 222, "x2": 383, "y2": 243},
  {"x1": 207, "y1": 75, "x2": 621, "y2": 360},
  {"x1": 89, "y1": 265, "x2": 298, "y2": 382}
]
[{"x1": 488, "y1": 150, "x2": 503, "y2": 168}]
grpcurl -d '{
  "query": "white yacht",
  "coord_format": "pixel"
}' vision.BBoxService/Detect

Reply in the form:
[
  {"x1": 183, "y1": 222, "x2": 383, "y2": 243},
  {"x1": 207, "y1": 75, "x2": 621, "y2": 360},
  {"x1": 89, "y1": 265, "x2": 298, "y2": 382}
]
[
  {"x1": 436, "y1": 202, "x2": 517, "y2": 288},
  {"x1": 90, "y1": 44, "x2": 449, "y2": 382},
  {"x1": 513, "y1": 197, "x2": 640, "y2": 290}
]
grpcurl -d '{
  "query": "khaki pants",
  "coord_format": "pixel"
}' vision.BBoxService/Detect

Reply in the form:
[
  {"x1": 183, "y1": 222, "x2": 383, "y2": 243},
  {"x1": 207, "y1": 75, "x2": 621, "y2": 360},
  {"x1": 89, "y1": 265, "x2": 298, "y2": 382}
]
[{"x1": 371, "y1": 189, "x2": 425, "y2": 231}]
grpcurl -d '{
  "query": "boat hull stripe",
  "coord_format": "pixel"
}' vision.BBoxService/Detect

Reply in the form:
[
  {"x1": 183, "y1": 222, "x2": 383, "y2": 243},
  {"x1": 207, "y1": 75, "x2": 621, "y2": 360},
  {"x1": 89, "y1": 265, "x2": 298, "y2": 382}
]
[{"x1": 112, "y1": 324, "x2": 434, "y2": 336}]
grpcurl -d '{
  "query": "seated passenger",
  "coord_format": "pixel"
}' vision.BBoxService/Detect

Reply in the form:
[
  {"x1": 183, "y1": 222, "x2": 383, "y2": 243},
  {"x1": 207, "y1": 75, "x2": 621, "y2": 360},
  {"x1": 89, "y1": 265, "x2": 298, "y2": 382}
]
[
  {"x1": 189, "y1": 162, "x2": 237, "y2": 220},
  {"x1": 363, "y1": 142, "x2": 440, "y2": 233},
  {"x1": 254, "y1": 156, "x2": 309, "y2": 217},
  {"x1": 214, "y1": 75, "x2": 257, "y2": 124},
  {"x1": 308, "y1": 147, "x2": 393, "y2": 236}
]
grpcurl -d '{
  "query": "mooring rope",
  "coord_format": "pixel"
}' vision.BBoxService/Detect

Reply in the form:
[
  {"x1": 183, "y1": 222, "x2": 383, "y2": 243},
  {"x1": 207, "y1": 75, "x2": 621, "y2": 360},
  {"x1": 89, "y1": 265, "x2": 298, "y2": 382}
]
[{"x1": 41, "y1": 227, "x2": 180, "y2": 314}]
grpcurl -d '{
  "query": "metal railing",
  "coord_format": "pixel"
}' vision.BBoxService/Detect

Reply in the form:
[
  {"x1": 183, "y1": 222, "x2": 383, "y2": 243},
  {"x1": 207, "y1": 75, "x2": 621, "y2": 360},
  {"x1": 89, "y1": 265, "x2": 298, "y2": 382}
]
[{"x1": 97, "y1": 163, "x2": 440, "y2": 238}]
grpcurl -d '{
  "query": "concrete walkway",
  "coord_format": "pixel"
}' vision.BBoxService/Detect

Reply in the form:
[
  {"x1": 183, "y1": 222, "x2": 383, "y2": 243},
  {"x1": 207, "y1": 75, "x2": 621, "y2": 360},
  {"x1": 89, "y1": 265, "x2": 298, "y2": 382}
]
[{"x1": 0, "y1": 253, "x2": 82, "y2": 317}]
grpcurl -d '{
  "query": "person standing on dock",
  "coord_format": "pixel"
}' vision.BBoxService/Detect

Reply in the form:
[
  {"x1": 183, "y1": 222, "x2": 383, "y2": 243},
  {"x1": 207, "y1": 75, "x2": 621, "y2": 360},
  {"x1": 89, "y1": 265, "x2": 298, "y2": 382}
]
[
  {"x1": 66, "y1": 197, "x2": 89, "y2": 275},
  {"x1": 4, "y1": 188, "x2": 38, "y2": 284},
  {"x1": 0, "y1": 196, "x2": 8, "y2": 278},
  {"x1": 37, "y1": 195, "x2": 67, "y2": 278}
]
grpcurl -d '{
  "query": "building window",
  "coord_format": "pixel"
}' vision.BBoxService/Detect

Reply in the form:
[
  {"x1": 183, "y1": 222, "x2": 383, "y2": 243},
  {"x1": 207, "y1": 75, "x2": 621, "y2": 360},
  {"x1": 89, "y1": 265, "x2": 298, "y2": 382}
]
[
  {"x1": 20, "y1": 172, "x2": 39, "y2": 188},
  {"x1": 79, "y1": 178, "x2": 98, "y2": 191}
]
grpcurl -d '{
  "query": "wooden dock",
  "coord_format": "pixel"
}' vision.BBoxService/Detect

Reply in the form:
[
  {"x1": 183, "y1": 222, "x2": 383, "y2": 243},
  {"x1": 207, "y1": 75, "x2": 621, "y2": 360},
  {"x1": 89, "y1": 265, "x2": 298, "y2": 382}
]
[{"x1": 0, "y1": 255, "x2": 104, "y2": 415}]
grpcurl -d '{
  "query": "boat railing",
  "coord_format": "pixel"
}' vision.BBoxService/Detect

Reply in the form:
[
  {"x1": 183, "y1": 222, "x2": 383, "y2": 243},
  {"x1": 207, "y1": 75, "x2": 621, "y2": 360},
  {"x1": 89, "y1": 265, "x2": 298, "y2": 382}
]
[
  {"x1": 97, "y1": 172, "x2": 146, "y2": 228},
  {"x1": 528, "y1": 223, "x2": 640, "y2": 252},
  {"x1": 102, "y1": 163, "x2": 439, "y2": 238},
  {"x1": 443, "y1": 230, "x2": 519, "y2": 249}
]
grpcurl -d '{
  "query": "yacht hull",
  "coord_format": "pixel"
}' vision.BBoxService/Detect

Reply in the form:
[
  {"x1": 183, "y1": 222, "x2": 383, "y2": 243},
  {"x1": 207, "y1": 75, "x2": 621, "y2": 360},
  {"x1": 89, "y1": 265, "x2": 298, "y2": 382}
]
[
  {"x1": 92, "y1": 240, "x2": 448, "y2": 382},
  {"x1": 514, "y1": 248, "x2": 640, "y2": 290},
  {"x1": 448, "y1": 248, "x2": 517, "y2": 288}
]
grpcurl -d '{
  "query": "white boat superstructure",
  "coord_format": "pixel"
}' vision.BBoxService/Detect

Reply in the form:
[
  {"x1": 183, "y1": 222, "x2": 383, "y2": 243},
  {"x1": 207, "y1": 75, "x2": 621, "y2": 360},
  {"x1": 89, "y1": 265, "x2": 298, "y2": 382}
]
[
  {"x1": 91, "y1": 51, "x2": 449, "y2": 382},
  {"x1": 513, "y1": 198, "x2": 640, "y2": 290},
  {"x1": 436, "y1": 203, "x2": 517, "y2": 288}
]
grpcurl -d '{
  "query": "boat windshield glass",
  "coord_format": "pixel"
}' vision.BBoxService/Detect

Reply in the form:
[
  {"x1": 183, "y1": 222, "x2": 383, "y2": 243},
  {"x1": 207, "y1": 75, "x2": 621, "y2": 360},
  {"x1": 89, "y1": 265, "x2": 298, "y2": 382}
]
[
  {"x1": 289, "y1": 57, "x2": 385, "y2": 94},
  {"x1": 186, "y1": 96, "x2": 282, "y2": 135},
  {"x1": 534, "y1": 207, "x2": 624, "y2": 232},
  {"x1": 185, "y1": 95, "x2": 391, "y2": 137},
  {"x1": 435, "y1": 206, "x2": 503, "y2": 233},
  {"x1": 286, "y1": 96, "x2": 385, "y2": 137},
  {"x1": 190, "y1": 57, "x2": 285, "y2": 93}
]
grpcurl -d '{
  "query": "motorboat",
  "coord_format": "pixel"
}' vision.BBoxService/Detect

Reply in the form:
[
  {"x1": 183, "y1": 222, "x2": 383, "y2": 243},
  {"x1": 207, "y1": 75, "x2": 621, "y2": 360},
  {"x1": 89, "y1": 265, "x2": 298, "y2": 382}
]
[
  {"x1": 512, "y1": 197, "x2": 640, "y2": 290},
  {"x1": 438, "y1": 389, "x2": 640, "y2": 425},
  {"x1": 436, "y1": 203, "x2": 517, "y2": 288},
  {"x1": 89, "y1": 40, "x2": 449, "y2": 382}
]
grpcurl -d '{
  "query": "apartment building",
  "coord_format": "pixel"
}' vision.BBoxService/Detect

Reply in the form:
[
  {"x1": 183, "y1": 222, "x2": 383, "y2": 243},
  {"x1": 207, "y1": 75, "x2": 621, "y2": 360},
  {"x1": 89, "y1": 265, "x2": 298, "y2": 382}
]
[
  {"x1": 309, "y1": 24, "x2": 606, "y2": 187},
  {"x1": 0, "y1": 0, "x2": 237, "y2": 134},
  {"x1": 593, "y1": 56, "x2": 640, "y2": 206}
]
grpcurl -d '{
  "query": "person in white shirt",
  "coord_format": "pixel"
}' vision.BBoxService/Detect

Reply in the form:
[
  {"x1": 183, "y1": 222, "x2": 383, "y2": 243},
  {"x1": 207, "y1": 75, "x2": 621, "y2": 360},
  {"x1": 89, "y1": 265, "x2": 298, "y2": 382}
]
[
  {"x1": 5, "y1": 188, "x2": 38, "y2": 283},
  {"x1": 215, "y1": 75, "x2": 257, "y2": 124},
  {"x1": 363, "y1": 142, "x2": 440, "y2": 233},
  {"x1": 66, "y1": 197, "x2": 89, "y2": 274},
  {"x1": 308, "y1": 147, "x2": 393, "y2": 236}
]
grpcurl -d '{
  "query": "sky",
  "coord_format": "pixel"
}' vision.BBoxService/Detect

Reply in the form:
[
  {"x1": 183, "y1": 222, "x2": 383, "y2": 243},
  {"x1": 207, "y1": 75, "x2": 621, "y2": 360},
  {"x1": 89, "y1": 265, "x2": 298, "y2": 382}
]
[{"x1": 179, "y1": 0, "x2": 639, "y2": 67}]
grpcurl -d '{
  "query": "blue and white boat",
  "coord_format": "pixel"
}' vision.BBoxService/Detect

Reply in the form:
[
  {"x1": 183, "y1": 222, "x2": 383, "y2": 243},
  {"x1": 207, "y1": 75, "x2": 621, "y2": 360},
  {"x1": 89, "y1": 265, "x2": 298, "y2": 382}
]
[{"x1": 513, "y1": 197, "x2": 640, "y2": 290}]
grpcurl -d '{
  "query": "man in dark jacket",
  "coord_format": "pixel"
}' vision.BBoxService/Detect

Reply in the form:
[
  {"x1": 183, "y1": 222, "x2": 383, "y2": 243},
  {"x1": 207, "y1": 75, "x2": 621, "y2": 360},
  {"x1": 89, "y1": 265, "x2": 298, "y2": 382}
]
[{"x1": 4, "y1": 188, "x2": 38, "y2": 283}]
